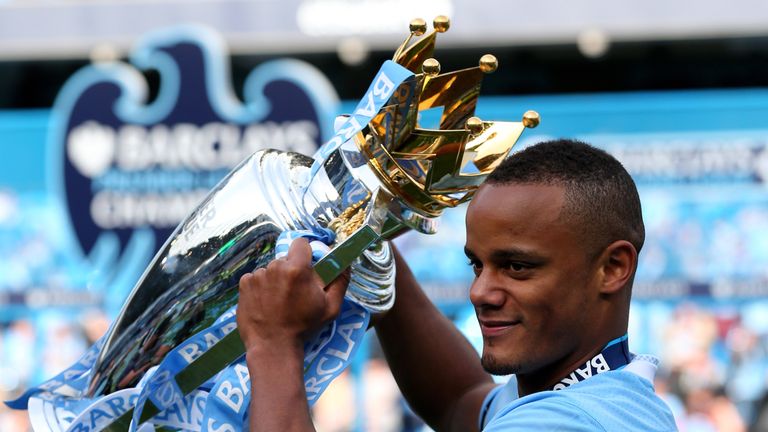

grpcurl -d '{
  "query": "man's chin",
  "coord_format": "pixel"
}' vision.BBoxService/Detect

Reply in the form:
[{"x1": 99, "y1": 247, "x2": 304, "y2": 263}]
[{"x1": 481, "y1": 352, "x2": 523, "y2": 376}]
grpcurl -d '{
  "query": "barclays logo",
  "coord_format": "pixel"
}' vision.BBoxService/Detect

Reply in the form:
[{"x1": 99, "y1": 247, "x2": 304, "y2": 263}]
[{"x1": 47, "y1": 25, "x2": 339, "y2": 309}]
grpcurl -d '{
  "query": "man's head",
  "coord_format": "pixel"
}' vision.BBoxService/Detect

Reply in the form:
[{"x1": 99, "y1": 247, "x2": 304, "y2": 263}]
[
  {"x1": 486, "y1": 139, "x2": 644, "y2": 256},
  {"x1": 464, "y1": 139, "x2": 644, "y2": 382}
]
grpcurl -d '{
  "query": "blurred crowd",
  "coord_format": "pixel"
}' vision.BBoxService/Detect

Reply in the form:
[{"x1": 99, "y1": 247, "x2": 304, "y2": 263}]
[{"x1": 651, "y1": 302, "x2": 768, "y2": 432}]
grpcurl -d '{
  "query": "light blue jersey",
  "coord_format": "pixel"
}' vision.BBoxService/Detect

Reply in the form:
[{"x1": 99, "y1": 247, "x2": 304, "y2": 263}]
[{"x1": 480, "y1": 356, "x2": 678, "y2": 431}]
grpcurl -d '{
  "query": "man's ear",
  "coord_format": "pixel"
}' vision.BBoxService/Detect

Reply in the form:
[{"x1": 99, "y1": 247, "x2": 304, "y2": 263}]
[{"x1": 598, "y1": 240, "x2": 638, "y2": 295}]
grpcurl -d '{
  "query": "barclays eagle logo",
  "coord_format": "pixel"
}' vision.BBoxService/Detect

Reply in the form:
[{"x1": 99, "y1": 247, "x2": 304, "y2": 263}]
[{"x1": 47, "y1": 25, "x2": 338, "y2": 309}]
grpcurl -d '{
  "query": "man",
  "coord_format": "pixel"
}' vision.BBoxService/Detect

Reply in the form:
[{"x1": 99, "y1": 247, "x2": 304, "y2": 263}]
[{"x1": 237, "y1": 139, "x2": 678, "y2": 431}]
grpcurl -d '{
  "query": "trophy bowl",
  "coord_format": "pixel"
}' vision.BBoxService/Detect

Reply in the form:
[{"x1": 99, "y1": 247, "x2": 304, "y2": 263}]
[{"x1": 86, "y1": 144, "x2": 421, "y2": 396}]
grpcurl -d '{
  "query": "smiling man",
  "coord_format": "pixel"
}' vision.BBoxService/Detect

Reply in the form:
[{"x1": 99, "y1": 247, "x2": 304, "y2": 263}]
[{"x1": 237, "y1": 139, "x2": 678, "y2": 431}]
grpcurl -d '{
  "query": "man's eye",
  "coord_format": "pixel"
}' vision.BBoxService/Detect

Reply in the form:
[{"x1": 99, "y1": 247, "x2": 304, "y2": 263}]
[
  {"x1": 508, "y1": 262, "x2": 528, "y2": 272},
  {"x1": 467, "y1": 260, "x2": 482, "y2": 275}
]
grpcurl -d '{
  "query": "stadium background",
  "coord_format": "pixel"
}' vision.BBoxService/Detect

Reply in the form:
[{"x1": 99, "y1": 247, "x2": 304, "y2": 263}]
[{"x1": 2, "y1": 1, "x2": 768, "y2": 430}]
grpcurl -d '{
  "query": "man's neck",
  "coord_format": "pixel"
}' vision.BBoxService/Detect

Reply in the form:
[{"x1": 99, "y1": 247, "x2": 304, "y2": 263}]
[{"x1": 515, "y1": 334, "x2": 627, "y2": 397}]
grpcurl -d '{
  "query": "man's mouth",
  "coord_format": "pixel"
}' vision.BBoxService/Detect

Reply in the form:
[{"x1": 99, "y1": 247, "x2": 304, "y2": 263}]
[{"x1": 478, "y1": 319, "x2": 521, "y2": 337}]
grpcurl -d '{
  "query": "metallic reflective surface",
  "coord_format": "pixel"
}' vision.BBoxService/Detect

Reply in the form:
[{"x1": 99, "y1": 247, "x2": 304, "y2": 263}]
[
  {"x1": 421, "y1": 58, "x2": 441, "y2": 76},
  {"x1": 433, "y1": 15, "x2": 450, "y2": 33},
  {"x1": 523, "y1": 109, "x2": 541, "y2": 128},
  {"x1": 478, "y1": 54, "x2": 498, "y2": 73},
  {"x1": 87, "y1": 145, "x2": 427, "y2": 396}
]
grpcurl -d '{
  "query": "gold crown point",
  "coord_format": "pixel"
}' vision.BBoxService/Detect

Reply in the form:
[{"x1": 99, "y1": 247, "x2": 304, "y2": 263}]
[
  {"x1": 422, "y1": 58, "x2": 441, "y2": 76},
  {"x1": 479, "y1": 54, "x2": 498, "y2": 73},
  {"x1": 433, "y1": 15, "x2": 450, "y2": 33},
  {"x1": 465, "y1": 116, "x2": 485, "y2": 135},
  {"x1": 362, "y1": 18, "x2": 536, "y2": 215},
  {"x1": 410, "y1": 18, "x2": 428, "y2": 36},
  {"x1": 522, "y1": 110, "x2": 541, "y2": 128}
]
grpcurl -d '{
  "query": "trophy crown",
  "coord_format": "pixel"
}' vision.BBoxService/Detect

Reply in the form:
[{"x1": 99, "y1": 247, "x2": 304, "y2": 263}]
[{"x1": 357, "y1": 16, "x2": 539, "y2": 216}]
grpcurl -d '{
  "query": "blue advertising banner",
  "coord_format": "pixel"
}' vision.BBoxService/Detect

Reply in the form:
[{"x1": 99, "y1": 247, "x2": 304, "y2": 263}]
[{"x1": 46, "y1": 25, "x2": 338, "y2": 314}]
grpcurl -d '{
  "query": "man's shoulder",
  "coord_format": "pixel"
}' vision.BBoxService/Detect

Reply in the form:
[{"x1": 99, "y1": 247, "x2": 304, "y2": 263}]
[
  {"x1": 484, "y1": 389, "x2": 605, "y2": 431},
  {"x1": 551, "y1": 369, "x2": 677, "y2": 431},
  {"x1": 485, "y1": 370, "x2": 677, "y2": 432}
]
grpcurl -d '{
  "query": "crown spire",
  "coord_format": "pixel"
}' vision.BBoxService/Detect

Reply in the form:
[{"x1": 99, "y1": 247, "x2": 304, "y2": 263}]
[{"x1": 357, "y1": 17, "x2": 539, "y2": 216}]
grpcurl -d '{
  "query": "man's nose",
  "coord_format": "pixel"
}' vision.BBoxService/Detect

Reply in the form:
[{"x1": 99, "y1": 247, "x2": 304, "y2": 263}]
[{"x1": 469, "y1": 269, "x2": 506, "y2": 308}]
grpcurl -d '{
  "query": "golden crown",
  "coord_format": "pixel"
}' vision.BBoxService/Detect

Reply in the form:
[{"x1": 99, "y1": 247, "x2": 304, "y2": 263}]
[{"x1": 355, "y1": 16, "x2": 539, "y2": 216}]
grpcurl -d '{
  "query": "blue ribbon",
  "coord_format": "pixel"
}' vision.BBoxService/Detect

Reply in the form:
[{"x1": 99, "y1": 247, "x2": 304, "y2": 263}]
[
  {"x1": 66, "y1": 388, "x2": 140, "y2": 432},
  {"x1": 5, "y1": 337, "x2": 104, "y2": 410},
  {"x1": 309, "y1": 60, "x2": 413, "y2": 179},
  {"x1": 128, "y1": 312, "x2": 239, "y2": 431}
]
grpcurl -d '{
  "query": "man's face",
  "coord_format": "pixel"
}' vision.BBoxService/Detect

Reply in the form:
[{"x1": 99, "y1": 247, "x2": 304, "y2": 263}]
[{"x1": 465, "y1": 183, "x2": 602, "y2": 376}]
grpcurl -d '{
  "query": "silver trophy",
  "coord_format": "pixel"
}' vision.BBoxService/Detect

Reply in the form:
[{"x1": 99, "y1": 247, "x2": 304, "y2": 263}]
[{"x1": 85, "y1": 15, "x2": 539, "y2": 414}]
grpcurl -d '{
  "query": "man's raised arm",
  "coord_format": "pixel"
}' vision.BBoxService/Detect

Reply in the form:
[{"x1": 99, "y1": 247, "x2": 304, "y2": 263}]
[
  {"x1": 238, "y1": 238, "x2": 348, "y2": 432},
  {"x1": 374, "y1": 246, "x2": 495, "y2": 432}
]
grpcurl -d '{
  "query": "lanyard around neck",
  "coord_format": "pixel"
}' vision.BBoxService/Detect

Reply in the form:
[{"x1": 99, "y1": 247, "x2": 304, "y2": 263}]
[{"x1": 550, "y1": 334, "x2": 632, "y2": 391}]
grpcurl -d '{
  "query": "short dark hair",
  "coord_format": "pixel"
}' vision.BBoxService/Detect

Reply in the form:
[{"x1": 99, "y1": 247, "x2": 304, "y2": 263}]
[{"x1": 487, "y1": 139, "x2": 645, "y2": 256}]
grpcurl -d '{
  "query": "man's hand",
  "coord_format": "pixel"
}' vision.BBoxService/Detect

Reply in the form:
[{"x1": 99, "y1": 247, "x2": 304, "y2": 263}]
[
  {"x1": 237, "y1": 237, "x2": 349, "y2": 349},
  {"x1": 237, "y1": 237, "x2": 350, "y2": 432}
]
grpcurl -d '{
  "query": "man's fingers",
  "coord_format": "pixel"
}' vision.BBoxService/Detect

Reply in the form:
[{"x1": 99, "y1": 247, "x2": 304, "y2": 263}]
[
  {"x1": 327, "y1": 268, "x2": 351, "y2": 293},
  {"x1": 324, "y1": 269, "x2": 350, "y2": 320},
  {"x1": 286, "y1": 237, "x2": 313, "y2": 266},
  {"x1": 239, "y1": 272, "x2": 252, "y2": 289}
]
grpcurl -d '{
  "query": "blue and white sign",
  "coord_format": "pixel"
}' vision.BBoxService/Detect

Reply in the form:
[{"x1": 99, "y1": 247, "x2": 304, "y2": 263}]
[{"x1": 49, "y1": 25, "x2": 339, "y2": 308}]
